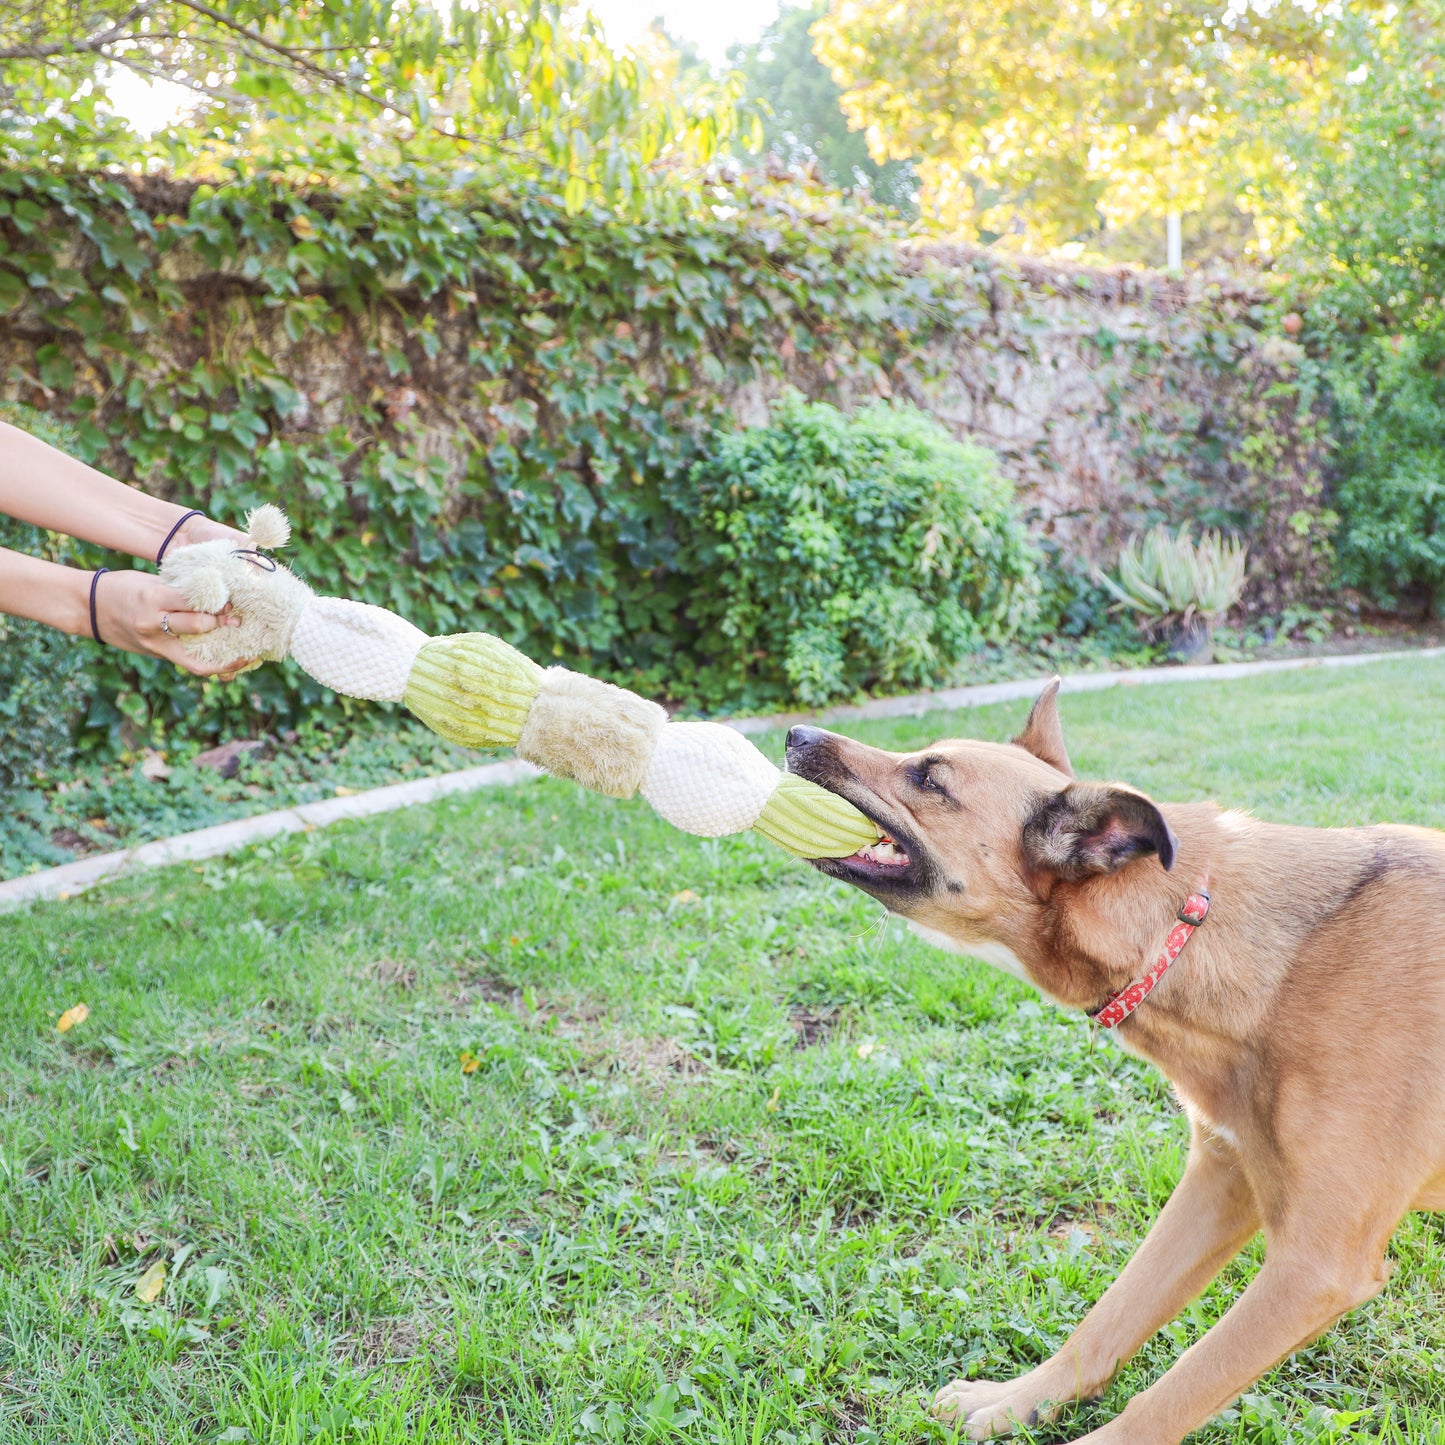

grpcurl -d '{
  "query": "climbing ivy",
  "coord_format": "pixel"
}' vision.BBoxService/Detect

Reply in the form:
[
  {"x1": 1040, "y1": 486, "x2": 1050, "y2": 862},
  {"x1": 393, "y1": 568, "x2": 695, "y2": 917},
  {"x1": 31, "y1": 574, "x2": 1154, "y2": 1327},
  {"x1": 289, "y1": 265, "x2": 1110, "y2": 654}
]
[
  {"x1": 0, "y1": 164, "x2": 946, "y2": 743},
  {"x1": 0, "y1": 162, "x2": 1330, "y2": 749}
]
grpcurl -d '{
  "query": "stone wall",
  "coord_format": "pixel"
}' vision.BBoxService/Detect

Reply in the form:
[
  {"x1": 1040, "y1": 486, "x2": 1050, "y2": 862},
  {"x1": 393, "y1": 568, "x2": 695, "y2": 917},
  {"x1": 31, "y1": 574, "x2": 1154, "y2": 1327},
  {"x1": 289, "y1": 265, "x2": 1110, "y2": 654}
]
[{"x1": 0, "y1": 174, "x2": 1327, "y2": 612}]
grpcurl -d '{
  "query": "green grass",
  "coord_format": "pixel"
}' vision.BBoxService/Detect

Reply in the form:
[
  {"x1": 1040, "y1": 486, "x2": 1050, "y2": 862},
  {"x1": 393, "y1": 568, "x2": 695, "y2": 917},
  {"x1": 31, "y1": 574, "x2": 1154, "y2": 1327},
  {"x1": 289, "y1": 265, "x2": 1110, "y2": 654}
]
[
  {"x1": 1, "y1": 717, "x2": 481, "y2": 881},
  {"x1": 2, "y1": 659, "x2": 1444, "y2": 1445}
]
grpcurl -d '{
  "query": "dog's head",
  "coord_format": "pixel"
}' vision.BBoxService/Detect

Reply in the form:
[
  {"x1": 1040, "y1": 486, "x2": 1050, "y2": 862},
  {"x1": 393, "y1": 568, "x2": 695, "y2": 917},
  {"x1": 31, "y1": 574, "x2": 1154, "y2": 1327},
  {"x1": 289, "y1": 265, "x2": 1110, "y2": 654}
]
[{"x1": 785, "y1": 680, "x2": 1178, "y2": 946}]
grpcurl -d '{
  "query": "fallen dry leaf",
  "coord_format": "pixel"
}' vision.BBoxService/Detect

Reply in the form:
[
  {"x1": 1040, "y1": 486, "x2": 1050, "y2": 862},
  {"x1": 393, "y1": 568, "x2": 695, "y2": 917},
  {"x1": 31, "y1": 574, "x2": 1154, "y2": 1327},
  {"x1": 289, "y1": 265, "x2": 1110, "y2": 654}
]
[
  {"x1": 140, "y1": 750, "x2": 171, "y2": 782},
  {"x1": 134, "y1": 1260, "x2": 166, "y2": 1303},
  {"x1": 460, "y1": 1050, "x2": 481, "y2": 1075},
  {"x1": 671, "y1": 889, "x2": 700, "y2": 905},
  {"x1": 765, "y1": 1086, "x2": 781, "y2": 1113},
  {"x1": 56, "y1": 1003, "x2": 89, "y2": 1033},
  {"x1": 334, "y1": 785, "x2": 358, "y2": 797}
]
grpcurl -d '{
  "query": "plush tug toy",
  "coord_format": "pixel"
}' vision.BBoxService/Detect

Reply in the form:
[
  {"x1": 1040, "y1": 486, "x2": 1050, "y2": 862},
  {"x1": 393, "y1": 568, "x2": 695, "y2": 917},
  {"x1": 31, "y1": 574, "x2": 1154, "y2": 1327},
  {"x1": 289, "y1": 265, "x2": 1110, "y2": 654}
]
[{"x1": 161, "y1": 506, "x2": 881, "y2": 860}]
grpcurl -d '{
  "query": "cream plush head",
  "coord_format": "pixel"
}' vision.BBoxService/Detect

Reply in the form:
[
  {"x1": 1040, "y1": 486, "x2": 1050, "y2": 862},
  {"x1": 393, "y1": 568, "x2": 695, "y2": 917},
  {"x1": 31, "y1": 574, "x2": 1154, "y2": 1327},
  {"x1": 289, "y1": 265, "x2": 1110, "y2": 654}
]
[{"x1": 160, "y1": 504, "x2": 313, "y2": 668}]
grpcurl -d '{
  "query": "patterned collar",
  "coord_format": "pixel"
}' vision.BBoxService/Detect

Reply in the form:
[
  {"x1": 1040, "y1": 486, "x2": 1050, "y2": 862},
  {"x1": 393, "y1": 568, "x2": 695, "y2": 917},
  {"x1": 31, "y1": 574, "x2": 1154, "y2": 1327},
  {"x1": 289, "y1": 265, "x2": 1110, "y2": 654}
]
[{"x1": 1089, "y1": 888, "x2": 1211, "y2": 1029}]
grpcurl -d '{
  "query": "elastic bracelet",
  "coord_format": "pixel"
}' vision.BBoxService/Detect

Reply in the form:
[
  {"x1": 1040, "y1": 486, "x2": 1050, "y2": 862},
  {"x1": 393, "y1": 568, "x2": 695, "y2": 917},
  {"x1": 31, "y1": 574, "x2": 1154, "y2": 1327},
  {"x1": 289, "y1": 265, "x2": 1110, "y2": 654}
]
[
  {"x1": 156, "y1": 509, "x2": 204, "y2": 565},
  {"x1": 89, "y1": 567, "x2": 110, "y2": 644}
]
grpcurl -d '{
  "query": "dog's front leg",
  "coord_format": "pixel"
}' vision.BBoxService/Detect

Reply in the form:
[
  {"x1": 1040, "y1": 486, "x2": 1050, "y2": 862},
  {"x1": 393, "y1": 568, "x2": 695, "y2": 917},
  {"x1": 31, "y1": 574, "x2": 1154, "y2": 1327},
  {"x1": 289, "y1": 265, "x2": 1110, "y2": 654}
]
[
  {"x1": 935, "y1": 1131, "x2": 1258, "y2": 1440},
  {"x1": 1069, "y1": 1215, "x2": 1394, "y2": 1445}
]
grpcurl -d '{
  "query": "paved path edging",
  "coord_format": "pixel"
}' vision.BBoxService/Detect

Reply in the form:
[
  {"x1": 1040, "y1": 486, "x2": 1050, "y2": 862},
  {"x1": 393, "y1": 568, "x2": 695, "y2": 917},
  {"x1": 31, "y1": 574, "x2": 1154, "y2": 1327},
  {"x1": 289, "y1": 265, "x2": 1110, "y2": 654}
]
[
  {"x1": 0, "y1": 760, "x2": 538, "y2": 913},
  {"x1": 3, "y1": 646, "x2": 1440, "y2": 914}
]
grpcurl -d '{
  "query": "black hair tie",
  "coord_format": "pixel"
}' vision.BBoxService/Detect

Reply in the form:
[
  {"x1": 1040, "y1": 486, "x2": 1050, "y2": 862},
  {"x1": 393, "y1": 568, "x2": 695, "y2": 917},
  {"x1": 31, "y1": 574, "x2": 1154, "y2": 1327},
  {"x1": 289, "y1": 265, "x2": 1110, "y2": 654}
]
[
  {"x1": 89, "y1": 568, "x2": 110, "y2": 644},
  {"x1": 230, "y1": 547, "x2": 277, "y2": 572},
  {"x1": 156, "y1": 509, "x2": 204, "y2": 565}
]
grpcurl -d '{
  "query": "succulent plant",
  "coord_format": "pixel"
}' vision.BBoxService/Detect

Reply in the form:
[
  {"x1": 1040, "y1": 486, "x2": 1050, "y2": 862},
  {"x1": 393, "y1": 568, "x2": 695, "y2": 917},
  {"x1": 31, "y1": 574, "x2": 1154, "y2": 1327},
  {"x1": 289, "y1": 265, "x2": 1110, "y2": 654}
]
[{"x1": 1098, "y1": 525, "x2": 1248, "y2": 633}]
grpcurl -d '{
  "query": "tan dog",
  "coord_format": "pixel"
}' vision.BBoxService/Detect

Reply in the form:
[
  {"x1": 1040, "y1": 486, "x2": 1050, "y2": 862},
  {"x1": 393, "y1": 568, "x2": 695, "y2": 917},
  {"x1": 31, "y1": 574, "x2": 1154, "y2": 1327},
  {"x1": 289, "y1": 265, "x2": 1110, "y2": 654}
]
[{"x1": 785, "y1": 680, "x2": 1445, "y2": 1445}]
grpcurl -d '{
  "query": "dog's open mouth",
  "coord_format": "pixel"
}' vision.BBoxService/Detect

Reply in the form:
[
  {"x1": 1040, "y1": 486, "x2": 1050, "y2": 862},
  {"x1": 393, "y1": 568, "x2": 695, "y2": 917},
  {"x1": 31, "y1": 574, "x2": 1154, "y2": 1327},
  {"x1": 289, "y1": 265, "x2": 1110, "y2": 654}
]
[
  {"x1": 841, "y1": 829, "x2": 912, "y2": 872},
  {"x1": 817, "y1": 806, "x2": 925, "y2": 890}
]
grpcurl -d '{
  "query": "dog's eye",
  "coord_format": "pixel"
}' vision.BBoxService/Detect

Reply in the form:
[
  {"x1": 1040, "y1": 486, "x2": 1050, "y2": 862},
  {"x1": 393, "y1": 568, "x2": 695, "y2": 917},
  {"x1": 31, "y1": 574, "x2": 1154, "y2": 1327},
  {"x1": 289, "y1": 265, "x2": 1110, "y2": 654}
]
[{"x1": 909, "y1": 763, "x2": 946, "y2": 794}]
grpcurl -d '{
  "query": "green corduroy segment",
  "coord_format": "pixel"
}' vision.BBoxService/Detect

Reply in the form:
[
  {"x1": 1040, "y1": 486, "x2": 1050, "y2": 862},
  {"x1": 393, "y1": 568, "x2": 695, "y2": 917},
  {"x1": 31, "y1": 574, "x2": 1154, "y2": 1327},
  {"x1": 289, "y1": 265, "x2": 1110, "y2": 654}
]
[
  {"x1": 404, "y1": 632, "x2": 544, "y2": 748},
  {"x1": 751, "y1": 772, "x2": 881, "y2": 858}
]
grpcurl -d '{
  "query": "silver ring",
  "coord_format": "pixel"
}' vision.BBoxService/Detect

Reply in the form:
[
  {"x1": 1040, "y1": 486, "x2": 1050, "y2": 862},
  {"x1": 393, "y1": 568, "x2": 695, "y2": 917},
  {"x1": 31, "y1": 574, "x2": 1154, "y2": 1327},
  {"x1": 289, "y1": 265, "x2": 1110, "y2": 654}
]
[{"x1": 160, "y1": 612, "x2": 173, "y2": 636}]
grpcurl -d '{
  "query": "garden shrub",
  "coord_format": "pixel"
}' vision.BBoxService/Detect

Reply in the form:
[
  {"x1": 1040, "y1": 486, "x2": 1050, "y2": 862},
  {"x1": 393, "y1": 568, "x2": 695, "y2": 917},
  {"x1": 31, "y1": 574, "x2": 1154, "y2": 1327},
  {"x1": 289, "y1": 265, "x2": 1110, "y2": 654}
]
[
  {"x1": 1330, "y1": 332, "x2": 1445, "y2": 616},
  {"x1": 679, "y1": 395, "x2": 1038, "y2": 708},
  {"x1": 1284, "y1": 10, "x2": 1445, "y2": 617}
]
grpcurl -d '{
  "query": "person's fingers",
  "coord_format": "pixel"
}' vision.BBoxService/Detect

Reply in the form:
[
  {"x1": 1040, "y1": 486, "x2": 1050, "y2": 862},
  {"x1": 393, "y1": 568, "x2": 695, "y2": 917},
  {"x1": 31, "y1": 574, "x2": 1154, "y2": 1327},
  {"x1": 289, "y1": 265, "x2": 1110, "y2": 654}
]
[
  {"x1": 182, "y1": 517, "x2": 248, "y2": 548},
  {"x1": 152, "y1": 581, "x2": 213, "y2": 613},
  {"x1": 155, "y1": 640, "x2": 217, "y2": 677},
  {"x1": 158, "y1": 644, "x2": 260, "y2": 680},
  {"x1": 162, "y1": 609, "x2": 224, "y2": 637}
]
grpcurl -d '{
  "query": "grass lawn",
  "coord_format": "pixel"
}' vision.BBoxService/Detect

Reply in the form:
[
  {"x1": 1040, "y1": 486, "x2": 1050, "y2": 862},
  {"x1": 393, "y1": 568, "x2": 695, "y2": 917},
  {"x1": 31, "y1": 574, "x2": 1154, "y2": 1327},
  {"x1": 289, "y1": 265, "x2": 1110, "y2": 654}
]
[{"x1": 3, "y1": 659, "x2": 1444, "y2": 1445}]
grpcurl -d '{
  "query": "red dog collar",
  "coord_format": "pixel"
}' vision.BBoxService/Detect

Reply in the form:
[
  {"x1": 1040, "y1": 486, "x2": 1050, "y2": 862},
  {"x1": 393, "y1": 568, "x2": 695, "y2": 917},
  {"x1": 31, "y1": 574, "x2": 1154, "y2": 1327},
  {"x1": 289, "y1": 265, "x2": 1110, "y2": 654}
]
[{"x1": 1089, "y1": 888, "x2": 1211, "y2": 1029}]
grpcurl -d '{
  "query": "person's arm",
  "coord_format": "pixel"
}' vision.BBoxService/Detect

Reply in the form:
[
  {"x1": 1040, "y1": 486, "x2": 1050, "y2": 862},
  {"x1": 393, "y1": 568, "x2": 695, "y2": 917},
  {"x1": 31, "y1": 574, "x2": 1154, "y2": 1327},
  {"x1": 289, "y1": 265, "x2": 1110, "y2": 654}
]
[
  {"x1": 0, "y1": 547, "x2": 251, "y2": 680},
  {"x1": 0, "y1": 421, "x2": 242, "y2": 558}
]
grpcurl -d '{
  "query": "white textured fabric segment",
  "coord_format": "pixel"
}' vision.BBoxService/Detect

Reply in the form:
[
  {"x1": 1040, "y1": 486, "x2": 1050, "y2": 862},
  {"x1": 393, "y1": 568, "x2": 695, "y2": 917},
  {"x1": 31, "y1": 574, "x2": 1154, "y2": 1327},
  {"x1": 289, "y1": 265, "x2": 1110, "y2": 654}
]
[
  {"x1": 641, "y1": 721, "x2": 781, "y2": 837},
  {"x1": 289, "y1": 596, "x2": 428, "y2": 702}
]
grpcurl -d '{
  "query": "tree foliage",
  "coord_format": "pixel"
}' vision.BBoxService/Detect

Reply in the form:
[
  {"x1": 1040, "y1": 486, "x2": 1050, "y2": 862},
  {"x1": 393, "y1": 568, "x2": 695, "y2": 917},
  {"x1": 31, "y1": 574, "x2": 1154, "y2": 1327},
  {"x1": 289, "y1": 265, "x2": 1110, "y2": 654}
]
[
  {"x1": 0, "y1": 0, "x2": 751, "y2": 212},
  {"x1": 812, "y1": 0, "x2": 1365, "y2": 254},
  {"x1": 729, "y1": 1, "x2": 914, "y2": 213},
  {"x1": 1284, "y1": 2, "x2": 1445, "y2": 334},
  {"x1": 1283, "y1": 2, "x2": 1445, "y2": 616}
]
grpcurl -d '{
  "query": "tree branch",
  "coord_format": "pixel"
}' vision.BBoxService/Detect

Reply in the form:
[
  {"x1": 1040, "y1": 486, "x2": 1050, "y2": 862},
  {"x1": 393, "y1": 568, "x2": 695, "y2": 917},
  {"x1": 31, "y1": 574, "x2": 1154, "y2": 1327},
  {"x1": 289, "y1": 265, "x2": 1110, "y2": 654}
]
[
  {"x1": 168, "y1": 0, "x2": 443, "y2": 126},
  {"x1": 0, "y1": 0, "x2": 159, "y2": 62}
]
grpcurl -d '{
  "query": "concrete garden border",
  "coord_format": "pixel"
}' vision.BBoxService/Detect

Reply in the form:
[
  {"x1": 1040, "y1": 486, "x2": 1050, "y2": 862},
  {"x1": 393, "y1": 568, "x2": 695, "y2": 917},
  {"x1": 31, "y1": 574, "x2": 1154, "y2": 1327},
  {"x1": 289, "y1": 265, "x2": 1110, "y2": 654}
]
[{"x1": 3, "y1": 646, "x2": 1440, "y2": 913}]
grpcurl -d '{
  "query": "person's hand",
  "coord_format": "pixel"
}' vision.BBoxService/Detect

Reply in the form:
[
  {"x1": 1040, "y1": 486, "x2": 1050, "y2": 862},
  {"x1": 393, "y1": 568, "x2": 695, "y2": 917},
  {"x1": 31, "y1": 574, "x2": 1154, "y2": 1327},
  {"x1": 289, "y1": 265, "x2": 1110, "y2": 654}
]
[
  {"x1": 94, "y1": 570, "x2": 258, "y2": 681},
  {"x1": 174, "y1": 514, "x2": 248, "y2": 550}
]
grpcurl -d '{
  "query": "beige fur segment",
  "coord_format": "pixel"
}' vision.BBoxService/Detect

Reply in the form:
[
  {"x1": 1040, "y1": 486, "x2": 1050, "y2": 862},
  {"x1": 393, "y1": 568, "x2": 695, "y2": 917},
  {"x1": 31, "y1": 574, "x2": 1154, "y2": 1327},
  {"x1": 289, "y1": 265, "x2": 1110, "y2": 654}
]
[
  {"x1": 516, "y1": 668, "x2": 666, "y2": 799},
  {"x1": 243, "y1": 503, "x2": 290, "y2": 550},
  {"x1": 160, "y1": 540, "x2": 313, "y2": 667}
]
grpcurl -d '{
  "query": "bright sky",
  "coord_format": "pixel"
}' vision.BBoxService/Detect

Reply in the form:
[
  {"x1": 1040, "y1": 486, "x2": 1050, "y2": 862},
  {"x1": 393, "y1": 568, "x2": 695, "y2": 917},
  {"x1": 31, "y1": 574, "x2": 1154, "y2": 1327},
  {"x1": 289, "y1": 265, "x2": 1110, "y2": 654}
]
[
  {"x1": 587, "y1": 0, "x2": 781, "y2": 64},
  {"x1": 105, "y1": 67, "x2": 193, "y2": 135}
]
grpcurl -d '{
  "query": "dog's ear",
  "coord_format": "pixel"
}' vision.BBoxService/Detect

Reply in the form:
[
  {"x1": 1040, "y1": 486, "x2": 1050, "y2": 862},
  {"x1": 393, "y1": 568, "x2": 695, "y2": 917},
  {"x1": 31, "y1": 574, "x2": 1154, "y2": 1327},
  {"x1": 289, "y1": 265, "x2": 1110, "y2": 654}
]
[
  {"x1": 1012, "y1": 677, "x2": 1073, "y2": 776},
  {"x1": 1024, "y1": 782, "x2": 1177, "y2": 881}
]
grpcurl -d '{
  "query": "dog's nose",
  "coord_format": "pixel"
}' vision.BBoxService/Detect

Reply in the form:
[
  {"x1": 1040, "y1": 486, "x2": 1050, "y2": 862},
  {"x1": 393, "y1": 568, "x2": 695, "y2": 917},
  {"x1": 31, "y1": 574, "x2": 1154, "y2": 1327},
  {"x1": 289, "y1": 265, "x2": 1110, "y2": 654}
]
[{"x1": 786, "y1": 725, "x2": 828, "y2": 753}]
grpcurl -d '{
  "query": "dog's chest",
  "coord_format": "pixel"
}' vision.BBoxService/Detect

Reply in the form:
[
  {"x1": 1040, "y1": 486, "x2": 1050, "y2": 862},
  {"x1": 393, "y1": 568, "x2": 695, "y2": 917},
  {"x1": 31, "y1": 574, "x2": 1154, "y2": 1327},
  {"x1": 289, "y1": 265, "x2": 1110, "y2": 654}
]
[{"x1": 907, "y1": 921, "x2": 1036, "y2": 987}]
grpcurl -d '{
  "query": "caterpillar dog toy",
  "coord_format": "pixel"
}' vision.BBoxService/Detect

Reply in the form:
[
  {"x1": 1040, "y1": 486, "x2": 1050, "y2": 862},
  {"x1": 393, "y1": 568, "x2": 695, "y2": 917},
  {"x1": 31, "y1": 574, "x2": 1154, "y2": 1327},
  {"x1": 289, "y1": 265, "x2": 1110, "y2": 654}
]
[{"x1": 161, "y1": 506, "x2": 881, "y2": 860}]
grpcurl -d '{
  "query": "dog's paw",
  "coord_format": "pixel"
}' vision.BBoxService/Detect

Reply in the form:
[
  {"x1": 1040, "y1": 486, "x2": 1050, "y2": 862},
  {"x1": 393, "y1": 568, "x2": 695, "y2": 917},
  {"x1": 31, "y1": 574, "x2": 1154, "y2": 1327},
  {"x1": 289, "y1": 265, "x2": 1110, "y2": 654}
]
[{"x1": 932, "y1": 1378, "x2": 1059, "y2": 1440}]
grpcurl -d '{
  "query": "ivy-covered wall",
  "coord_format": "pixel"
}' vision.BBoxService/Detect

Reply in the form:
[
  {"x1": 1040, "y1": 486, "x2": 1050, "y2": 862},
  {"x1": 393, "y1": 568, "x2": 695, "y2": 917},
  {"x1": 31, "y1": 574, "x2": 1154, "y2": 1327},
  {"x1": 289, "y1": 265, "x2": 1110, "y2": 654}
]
[{"x1": 0, "y1": 168, "x2": 1328, "y2": 731}]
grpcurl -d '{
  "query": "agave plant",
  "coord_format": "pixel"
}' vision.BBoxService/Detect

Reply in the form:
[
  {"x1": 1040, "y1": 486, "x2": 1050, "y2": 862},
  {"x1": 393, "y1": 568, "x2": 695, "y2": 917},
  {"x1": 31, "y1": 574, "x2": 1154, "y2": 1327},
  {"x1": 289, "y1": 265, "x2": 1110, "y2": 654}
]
[{"x1": 1099, "y1": 525, "x2": 1248, "y2": 654}]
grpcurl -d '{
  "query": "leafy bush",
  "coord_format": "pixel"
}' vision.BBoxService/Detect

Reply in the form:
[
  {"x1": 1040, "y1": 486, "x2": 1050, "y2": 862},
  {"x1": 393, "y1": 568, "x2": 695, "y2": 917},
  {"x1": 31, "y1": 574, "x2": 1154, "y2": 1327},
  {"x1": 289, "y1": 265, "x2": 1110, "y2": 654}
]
[
  {"x1": 1283, "y1": 6, "x2": 1445, "y2": 616},
  {"x1": 679, "y1": 395, "x2": 1037, "y2": 708},
  {"x1": 0, "y1": 403, "x2": 94, "y2": 794},
  {"x1": 1329, "y1": 333, "x2": 1445, "y2": 616}
]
